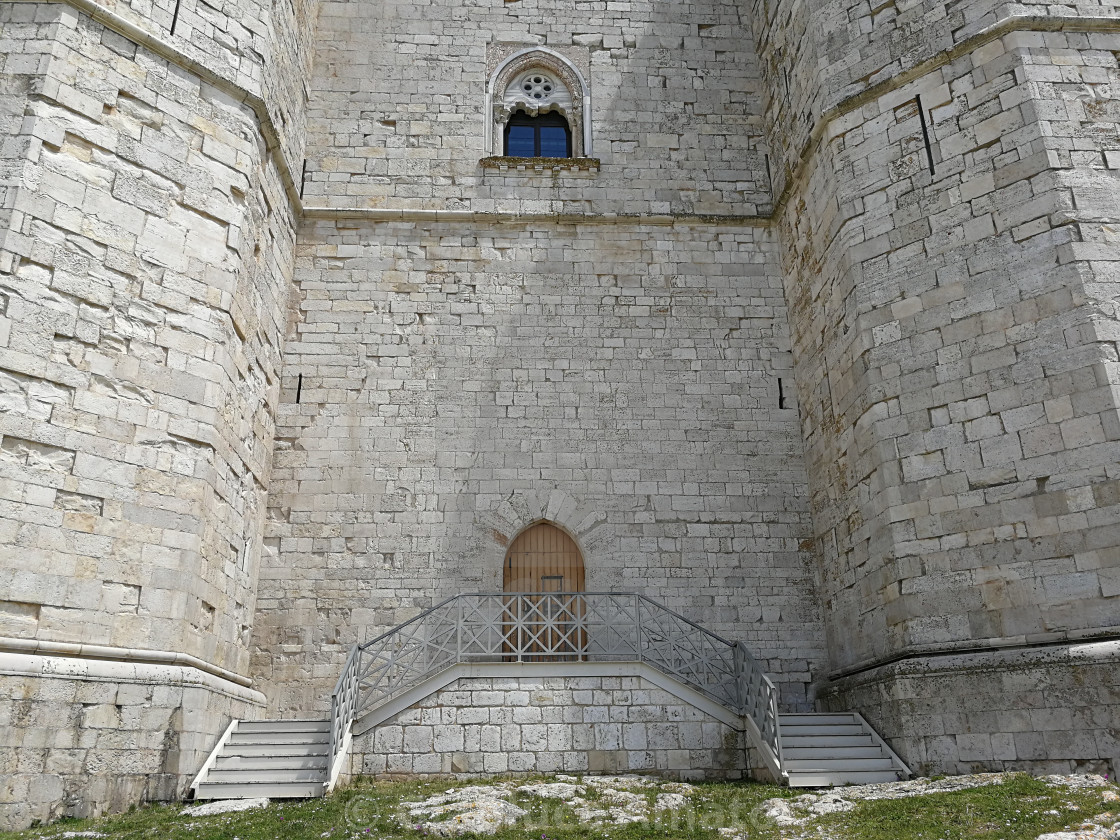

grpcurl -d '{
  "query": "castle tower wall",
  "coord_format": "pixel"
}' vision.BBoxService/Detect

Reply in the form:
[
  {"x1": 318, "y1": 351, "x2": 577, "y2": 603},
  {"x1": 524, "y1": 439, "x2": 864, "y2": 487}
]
[
  {"x1": 756, "y1": 0, "x2": 1120, "y2": 773},
  {"x1": 0, "y1": 0, "x2": 316, "y2": 827},
  {"x1": 249, "y1": 0, "x2": 829, "y2": 717}
]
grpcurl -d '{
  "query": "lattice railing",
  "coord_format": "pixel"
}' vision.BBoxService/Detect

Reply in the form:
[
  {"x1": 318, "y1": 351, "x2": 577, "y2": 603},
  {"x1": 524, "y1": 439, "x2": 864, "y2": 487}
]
[{"x1": 330, "y1": 592, "x2": 784, "y2": 772}]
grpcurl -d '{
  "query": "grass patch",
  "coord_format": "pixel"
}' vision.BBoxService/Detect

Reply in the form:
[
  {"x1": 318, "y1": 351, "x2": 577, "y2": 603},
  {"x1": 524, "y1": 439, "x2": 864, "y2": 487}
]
[
  {"x1": 0, "y1": 774, "x2": 1114, "y2": 840},
  {"x1": 814, "y1": 774, "x2": 1117, "y2": 840}
]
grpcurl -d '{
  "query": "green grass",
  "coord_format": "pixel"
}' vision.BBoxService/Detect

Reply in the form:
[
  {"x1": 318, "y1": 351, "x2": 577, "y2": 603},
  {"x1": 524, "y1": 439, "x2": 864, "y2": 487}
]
[
  {"x1": 1, "y1": 774, "x2": 1115, "y2": 840},
  {"x1": 814, "y1": 774, "x2": 1117, "y2": 840}
]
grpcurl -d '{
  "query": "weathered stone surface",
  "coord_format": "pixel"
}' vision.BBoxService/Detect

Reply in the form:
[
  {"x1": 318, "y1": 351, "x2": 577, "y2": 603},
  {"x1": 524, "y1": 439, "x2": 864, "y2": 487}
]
[
  {"x1": 0, "y1": 653, "x2": 263, "y2": 830},
  {"x1": 4, "y1": 0, "x2": 1120, "y2": 828},
  {"x1": 354, "y1": 675, "x2": 752, "y2": 780},
  {"x1": 181, "y1": 797, "x2": 269, "y2": 817}
]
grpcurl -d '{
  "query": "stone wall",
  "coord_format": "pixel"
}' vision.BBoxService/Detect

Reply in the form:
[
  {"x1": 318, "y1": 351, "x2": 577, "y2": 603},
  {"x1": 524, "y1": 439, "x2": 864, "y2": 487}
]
[
  {"x1": 352, "y1": 674, "x2": 753, "y2": 780},
  {"x1": 0, "y1": 2, "x2": 304, "y2": 827},
  {"x1": 0, "y1": 1, "x2": 297, "y2": 676},
  {"x1": 771, "y1": 17, "x2": 1120, "y2": 676},
  {"x1": 251, "y1": 217, "x2": 826, "y2": 716},
  {"x1": 750, "y1": 0, "x2": 1120, "y2": 196},
  {"x1": 0, "y1": 651, "x2": 264, "y2": 830},
  {"x1": 305, "y1": 0, "x2": 770, "y2": 215},
  {"x1": 822, "y1": 641, "x2": 1120, "y2": 777}
]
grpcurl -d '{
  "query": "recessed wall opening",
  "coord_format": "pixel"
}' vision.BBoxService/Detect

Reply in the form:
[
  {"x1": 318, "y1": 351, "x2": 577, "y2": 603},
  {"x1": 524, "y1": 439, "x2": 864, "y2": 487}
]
[
  {"x1": 503, "y1": 521, "x2": 586, "y2": 661},
  {"x1": 486, "y1": 48, "x2": 591, "y2": 158},
  {"x1": 504, "y1": 110, "x2": 572, "y2": 158},
  {"x1": 503, "y1": 521, "x2": 585, "y2": 593}
]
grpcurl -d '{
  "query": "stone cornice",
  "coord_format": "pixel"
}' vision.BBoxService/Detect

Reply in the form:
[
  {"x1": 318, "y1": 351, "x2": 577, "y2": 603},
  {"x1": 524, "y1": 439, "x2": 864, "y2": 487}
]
[
  {"x1": 301, "y1": 206, "x2": 769, "y2": 227},
  {"x1": 0, "y1": 635, "x2": 256, "y2": 689},
  {"x1": 826, "y1": 627, "x2": 1120, "y2": 683}
]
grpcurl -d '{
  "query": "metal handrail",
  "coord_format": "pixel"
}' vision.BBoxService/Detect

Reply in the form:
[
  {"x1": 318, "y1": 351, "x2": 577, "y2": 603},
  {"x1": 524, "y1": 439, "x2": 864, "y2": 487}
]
[
  {"x1": 327, "y1": 644, "x2": 360, "y2": 782},
  {"x1": 327, "y1": 592, "x2": 784, "y2": 774}
]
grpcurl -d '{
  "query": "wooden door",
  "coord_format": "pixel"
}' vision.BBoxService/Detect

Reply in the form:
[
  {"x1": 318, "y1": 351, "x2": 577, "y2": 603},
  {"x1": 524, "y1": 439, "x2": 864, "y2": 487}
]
[
  {"x1": 502, "y1": 523, "x2": 585, "y2": 660},
  {"x1": 503, "y1": 522, "x2": 585, "y2": 594}
]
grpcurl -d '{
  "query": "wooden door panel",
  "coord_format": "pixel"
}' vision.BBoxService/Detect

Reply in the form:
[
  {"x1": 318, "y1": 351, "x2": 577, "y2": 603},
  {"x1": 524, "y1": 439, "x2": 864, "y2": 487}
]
[{"x1": 502, "y1": 523, "x2": 585, "y2": 660}]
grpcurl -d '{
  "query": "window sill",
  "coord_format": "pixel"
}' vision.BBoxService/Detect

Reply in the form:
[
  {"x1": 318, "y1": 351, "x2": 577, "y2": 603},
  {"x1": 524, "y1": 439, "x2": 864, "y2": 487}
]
[{"x1": 480, "y1": 156, "x2": 600, "y2": 173}]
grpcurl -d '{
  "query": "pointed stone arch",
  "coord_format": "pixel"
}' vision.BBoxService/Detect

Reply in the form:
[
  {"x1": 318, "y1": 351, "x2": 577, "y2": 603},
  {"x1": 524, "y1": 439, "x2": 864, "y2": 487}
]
[
  {"x1": 486, "y1": 47, "x2": 592, "y2": 157},
  {"x1": 478, "y1": 488, "x2": 609, "y2": 591}
]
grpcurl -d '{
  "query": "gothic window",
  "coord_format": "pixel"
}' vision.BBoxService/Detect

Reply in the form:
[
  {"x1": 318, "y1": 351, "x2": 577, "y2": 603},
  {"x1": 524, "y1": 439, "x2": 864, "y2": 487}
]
[{"x1": 486, "y1": 49, "x2": 591, "y2": 159}]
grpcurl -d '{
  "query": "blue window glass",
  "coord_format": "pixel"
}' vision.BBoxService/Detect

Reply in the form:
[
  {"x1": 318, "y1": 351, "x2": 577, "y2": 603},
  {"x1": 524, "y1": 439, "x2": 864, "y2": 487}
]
[
  {"x1": 506, "y1": 125, "x2": 536, "y2": 158},
  {"x1": 504, "y1": 112, "x2": 572, "y2": 158},
  {"x1": 539, "y1": 126, "x2": 568, "y2": 158}
]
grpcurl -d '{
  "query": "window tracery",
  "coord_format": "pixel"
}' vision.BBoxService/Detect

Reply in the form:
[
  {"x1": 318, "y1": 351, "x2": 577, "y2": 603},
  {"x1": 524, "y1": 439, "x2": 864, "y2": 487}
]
[{"x1": 485, "y1": 48, "x2": 591, "y2": 159}]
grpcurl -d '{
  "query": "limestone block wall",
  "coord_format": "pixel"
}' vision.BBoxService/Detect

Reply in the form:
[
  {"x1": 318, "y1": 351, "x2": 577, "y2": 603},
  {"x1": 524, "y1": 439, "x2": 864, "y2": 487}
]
[
  {"x1": 0, "y1": 5, "x2": 57, "y2": 251},
  {"x1": 0, "y1": 0, "x2": 320, "y2": 826},
  {"x1": 776, "y1": 26, "x2": 1120, "y2": 676},
  {"x1": 251, "y1": 218, "x2": 826, "y2": 716},
  {"x1": 263, "y1": 0, "x2": 319, "y2": 172},
  {"x1": 41, "y1": 0, "x2": 319, "y2": 176},
  {"x1": 823, "y1": 642, "x2": 1120, "y2": 777},
  {"x1": 70, "y1": 0, "x2": 271, "y2": 106},
  {"x1": 755, "y1": 0, "x2": 1120, "y2": 774},
  {"x1": 0, "y1": 2, "x2": 297, "y2": 676},
  {"x1": 0, "y1": 652, "x2": 264, "y2": 830},
  {"x1": 352, "y1": 674, "x2": 752, "y2": 780},
  {"x1": 749, "y1": 0, "x2": 1120, "y2": 197},
  {"x1": 305, "y1": 0, "x2": 770, "y2": 215}
]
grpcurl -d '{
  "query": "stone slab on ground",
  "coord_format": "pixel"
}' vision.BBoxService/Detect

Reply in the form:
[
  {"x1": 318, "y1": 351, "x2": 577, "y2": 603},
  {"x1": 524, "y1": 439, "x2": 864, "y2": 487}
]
[{"x1": 181, "y1": 798, "x2": 270, "y2": 817}]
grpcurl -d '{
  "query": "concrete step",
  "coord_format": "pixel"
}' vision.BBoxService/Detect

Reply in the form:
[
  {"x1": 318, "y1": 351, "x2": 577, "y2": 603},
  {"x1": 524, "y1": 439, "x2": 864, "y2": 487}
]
[
  {"x1": 194, "y1": 781, "x2": 325, "y2": 799},
  {"x1": 206, "y1": 768, "x2": 327, "y2": 783},
  {"x1": 193, "y1": 718, "x2": 335, "y2": 801},
  {"x1": 775, "y1": 712, "x2": 910, "y2": 787},
  {"x1": 785, "y1": 757, "x2": 896, "y2": 772},
  {"x1": 783, "y1": 734, "x2": 876, "y2": 748},
  {"x1": 214, "y1": 755, "x2": 328, "y2": 771},
  {"x1": 780, "y1": 714, "x2": 859, "y2": 726},
  {"x1": 783, "y1": 745, "x2": 886, "y2": 759},
  {"x1": 227, "y1": 731, "x2": 330, "y2": 745},
  {"x1": 220, "y1": 742, "x2": 330, "y2": 758},
  {"x1": 778, "y1": 723, "x2": 866, "y2": 737},
  {"x1": 238, "y1": 720, "x2": 330, "y2": 734},
  {"x1": 787, "y1": 770, "x2": 904, "y2": 787}
]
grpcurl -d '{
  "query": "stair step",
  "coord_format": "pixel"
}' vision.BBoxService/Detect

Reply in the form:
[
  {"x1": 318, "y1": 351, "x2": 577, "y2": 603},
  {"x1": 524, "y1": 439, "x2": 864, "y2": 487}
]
[
  {"x1": 214, "y1": 755, "x2": 329, "y2": 771},
  {"x1": 194, "y1": 781, "x2": 325, "y2": 799},
  {"x1": 780, "y1": 714, "x2": 859, "y2": 726},
  {"x1": 783, "y1": 745, "x2": 886, "y2": 759},
  {"x1": 238, "y1": 720, "x2": 330, "y2": 734},
  {"x1": 205, "y1": 769, "x2": 327, "y2": 783},
  {"x1": 785, "y1": 758, "x2": 896, "y2": 771},
  {"x1": 227, "y1": 732, "x2": 330, "y2": 745},
  {"x1": 787, "y1": 770, "x2": 903, "y2": 787},
  {"x1": 221, "y1": 743, "x2": 330, "y2": 758},
  {"x1": 780, "y1": 724, "x2": 866, "y2": 736},
  {"x1": 783, "y1": 734, "x2": 875, "y2": 747}
]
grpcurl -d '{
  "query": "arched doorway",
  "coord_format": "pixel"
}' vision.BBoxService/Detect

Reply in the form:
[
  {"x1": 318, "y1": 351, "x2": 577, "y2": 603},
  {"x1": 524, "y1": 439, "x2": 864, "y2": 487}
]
[
  {"x1": 503, "y1": 521, "x2": 585, "y2": 594},
  {"x1": 502, "y1": 522, "x2": 585, "y2": 660}
]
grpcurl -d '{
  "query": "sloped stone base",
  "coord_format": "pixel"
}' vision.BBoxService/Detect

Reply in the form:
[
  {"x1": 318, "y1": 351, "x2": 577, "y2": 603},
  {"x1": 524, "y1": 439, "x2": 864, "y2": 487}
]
[
  {"x1": 0, "y1": 652, "x2": 264, "y2": 831},
  {"x1": 820, "y1": 641, "x2": 1120, "y2": 777}
]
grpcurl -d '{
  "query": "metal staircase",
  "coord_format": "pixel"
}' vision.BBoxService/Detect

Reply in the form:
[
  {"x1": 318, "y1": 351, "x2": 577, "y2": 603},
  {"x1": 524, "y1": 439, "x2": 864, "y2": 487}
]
[
  {"x1": 191, "y1": 719, "x2": 331, "y2": 799},
  {"x1": 191, "y1": 592, "x2": 909, "y2": 800}
]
